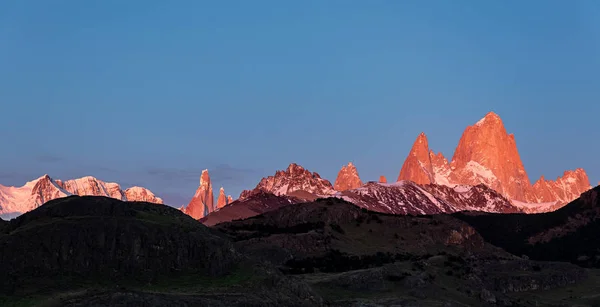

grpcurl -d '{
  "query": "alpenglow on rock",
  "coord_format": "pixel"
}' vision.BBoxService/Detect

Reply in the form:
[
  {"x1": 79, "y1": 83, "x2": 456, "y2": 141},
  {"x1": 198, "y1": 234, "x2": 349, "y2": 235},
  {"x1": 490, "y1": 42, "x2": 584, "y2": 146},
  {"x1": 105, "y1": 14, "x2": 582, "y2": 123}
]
[
  {"x1": 239, "y1": 163, "x2": 335, "y2": 199},
  {"x1": 398, "y1": 132, "x2": 435, "y2": 185},
  {"x1": 397, "y1": 133, "x2": 451, "y2": 186},
  {"x1": 395, "y1": 112, "x2": 591, "y2": 210},
  {"x1": 449, "y1": 112, "x2": 533, "y2": 201},
  {"x1": 530, "y1": 169, "x2": 591, "y2": 204},
  {"x1": 334, "y1": 162, "x2": 363, "y2": 191},
  {"x1": 217, "y1": 187, "x2": 227, "y2": 209},
  {"x1": 184, "y1": 170, "x2": 214, "y2": 219},
  {"x1": 336, "y1": 181, "x2": 520, "y2": 215},
  {"x1": 0, "y1": 175, "x2": 163, "y2": 218},
  {"x1": 124, "y1": 186, "x2": 163, "y2": 204}
]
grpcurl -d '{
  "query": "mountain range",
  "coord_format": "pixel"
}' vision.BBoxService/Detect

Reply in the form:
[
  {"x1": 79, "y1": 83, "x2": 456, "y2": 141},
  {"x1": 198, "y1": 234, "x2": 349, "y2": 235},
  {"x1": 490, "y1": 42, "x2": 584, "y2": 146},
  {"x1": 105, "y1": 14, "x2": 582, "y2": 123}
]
[
  {"x1": 0, "y1": 175, "x2": 163, "y2": 219},
  {"x1": 0, "y1": 112, "x2": 592, "y2": 221},
  {"x1": 188, "y1": 112, "x2": 591, "y2": 221}
]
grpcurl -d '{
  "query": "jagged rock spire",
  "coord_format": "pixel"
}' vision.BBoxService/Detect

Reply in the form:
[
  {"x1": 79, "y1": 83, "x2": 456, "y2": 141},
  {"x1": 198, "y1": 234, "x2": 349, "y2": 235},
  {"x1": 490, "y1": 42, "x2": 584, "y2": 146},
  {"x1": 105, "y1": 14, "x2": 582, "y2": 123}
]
[
  {"x1": 217, "y1": 187, "x2": 227, "y2": 209},
  {"x1": 334, "y1": 162, "x2": 363, "y2": 191},
  {"x1": 185, "y1": 169, "x2": 214, "y2": 219},
  {"x1": 398, "y1": 132, "x2": 435, "y2": 184}
]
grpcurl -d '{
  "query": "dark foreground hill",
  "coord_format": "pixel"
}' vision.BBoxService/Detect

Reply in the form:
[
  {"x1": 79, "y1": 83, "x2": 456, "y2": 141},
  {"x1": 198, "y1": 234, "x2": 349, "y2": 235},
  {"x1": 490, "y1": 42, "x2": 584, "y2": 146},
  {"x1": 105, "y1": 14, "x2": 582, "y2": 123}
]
[
  {"x1": 455, "y1": 186, "x2": 600, "y2": 268},
  {"x1": 216, "y1": 197, "x2": 600, "y2": 306},
  {"x1": 0, "y1": 196, "x2": 321, "y2": 307}
]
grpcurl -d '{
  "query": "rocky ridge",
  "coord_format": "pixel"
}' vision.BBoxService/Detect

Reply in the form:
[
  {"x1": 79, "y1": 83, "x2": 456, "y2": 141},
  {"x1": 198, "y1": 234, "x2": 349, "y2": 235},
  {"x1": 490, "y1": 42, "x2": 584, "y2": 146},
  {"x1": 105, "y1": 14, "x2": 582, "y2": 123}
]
[
  {"x1": 239, "y1": 163, "x2": 335, "y2": 200},
  {"x1": 336, "y1": 181, "x2": 520, "y2": 215}
]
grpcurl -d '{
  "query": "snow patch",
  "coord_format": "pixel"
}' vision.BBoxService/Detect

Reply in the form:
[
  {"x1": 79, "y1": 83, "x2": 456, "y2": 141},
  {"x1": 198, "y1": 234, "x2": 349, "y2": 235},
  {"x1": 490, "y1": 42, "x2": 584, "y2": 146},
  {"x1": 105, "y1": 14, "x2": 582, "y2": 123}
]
[
  {"x1": 453, "y1": 185, "x2": 472, "y2": 193},
  {"x1": 379, "y1": 181, "x2": 409, "y2": 188},
  {"x1": 274, "y1": 184, "x2": 289, "y2": 196},
  {"x1": 465, "y1": 161, "x2": 497, "y2": 182},
  {"x1": 565, "y1": 176, "x2": 577, "y2": 184},
  {"x1": 1, "y1": 175, "x2": 162, "y2": 217},
  {"x1": 511, "y1": 200, "x2": 558, "y2": 208},
  {"x1": 433, "y1": 172, "x2": 452, "y2": 187},
  {"x1": 475, "y1": 117, "x2": 486, "y2": 126}
]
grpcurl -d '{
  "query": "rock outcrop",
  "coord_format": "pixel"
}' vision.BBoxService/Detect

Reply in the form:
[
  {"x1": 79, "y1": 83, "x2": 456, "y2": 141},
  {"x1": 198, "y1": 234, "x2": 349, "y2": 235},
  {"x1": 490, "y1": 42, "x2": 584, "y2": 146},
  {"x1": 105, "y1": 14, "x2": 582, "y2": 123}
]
[
  {"x1": 239, "y1": 163, "x2": 335, "y2": 199},
  {"x1": 333, "y1": 162, "x2": 363, "y2": 191},
  {"x1": 227, "y1": 195, "x2": 233, "y2": 205},
  {"x1": 216, "y1": 187, "x2": 227, "y2": 209},
  {"x1": 184, "y1": 170, "x2": 215, "y2": 220},
  {"x1": 379, "y1": 176, "x2": 387, "y2": 183}
]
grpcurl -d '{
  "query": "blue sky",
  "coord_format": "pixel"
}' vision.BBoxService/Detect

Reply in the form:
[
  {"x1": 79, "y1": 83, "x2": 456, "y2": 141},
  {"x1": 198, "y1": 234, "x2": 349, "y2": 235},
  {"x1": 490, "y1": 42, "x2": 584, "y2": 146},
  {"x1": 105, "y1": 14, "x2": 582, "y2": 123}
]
[{"x1": 1, "y1": 1, "x2": 599, "y2": 206}]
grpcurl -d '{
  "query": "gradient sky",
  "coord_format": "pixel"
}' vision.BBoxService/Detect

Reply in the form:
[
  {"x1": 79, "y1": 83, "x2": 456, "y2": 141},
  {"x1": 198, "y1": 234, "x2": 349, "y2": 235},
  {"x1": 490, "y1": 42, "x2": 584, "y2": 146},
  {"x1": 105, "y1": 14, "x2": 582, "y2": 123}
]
[{"x1": 1, "y1": 1, "x2": 599, "y2": 206}]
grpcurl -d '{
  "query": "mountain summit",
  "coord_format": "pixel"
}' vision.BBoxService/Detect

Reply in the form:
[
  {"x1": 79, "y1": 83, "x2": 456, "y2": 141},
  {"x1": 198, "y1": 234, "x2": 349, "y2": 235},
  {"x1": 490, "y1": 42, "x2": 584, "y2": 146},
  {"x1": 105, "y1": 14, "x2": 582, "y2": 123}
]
[
  {"x1": 397, "y1": 132, "x2": 435, "y2": 185},
  {"x1": 449, "y1": 111, "x2": 532, "y2": 201},
  {"x1": 239, "y1": 163, "x2": 335, "y2": 200},
  {"x1": 333, "y1": 162, "x2": 363, "y2": 191},
  {"x1": 397, "y1": 133, "x2": 452, "y2": 186},
  {"x1": 184, "y1": 170, "x2": 215, "y2": 219},
  {"x1": 216, "y1": 187, "x2": 228, "y2": 209},
  {"x1": 397, "y1": 112, "x2": 591, "y2": 208}
]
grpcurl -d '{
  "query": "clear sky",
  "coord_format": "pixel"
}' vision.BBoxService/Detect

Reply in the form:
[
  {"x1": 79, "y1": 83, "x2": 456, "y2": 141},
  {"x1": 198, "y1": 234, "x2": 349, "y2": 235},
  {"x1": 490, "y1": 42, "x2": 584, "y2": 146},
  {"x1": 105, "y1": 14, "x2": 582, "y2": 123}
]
[{"x1": 1, "y1": 1, "x2": 599, "y2": 206}]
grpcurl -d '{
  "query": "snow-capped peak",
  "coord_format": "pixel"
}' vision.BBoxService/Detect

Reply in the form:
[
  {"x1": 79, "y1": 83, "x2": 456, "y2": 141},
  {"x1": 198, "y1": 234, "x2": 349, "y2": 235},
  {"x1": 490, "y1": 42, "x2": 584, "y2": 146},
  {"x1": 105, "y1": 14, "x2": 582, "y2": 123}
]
[{"x1": 0, "y1": 175, "x2": 163, "y2": 219}]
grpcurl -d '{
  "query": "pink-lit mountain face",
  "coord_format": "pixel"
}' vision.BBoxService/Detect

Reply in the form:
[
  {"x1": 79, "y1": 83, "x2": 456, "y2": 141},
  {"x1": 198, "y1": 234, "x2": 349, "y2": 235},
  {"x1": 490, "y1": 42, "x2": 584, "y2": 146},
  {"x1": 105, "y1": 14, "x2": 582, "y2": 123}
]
[
  {"x1": 183, "y1": 170, "x2": 214, "y2": 220},
  {"x1": 239, "y1": 163, "x2": 335, "y2": 200},
  {"x1": 181, "y1": 170, "x2": 234, "y2": 220},
  {"x1": 333, "y1": 162, "x2": 363, "y2": 191},
  {"x1": 0, "y1": 175, "x2": 163, "y2": 218},
  {"x1": 397, "y1": 112, "x2": 591, "y2": 211}
]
